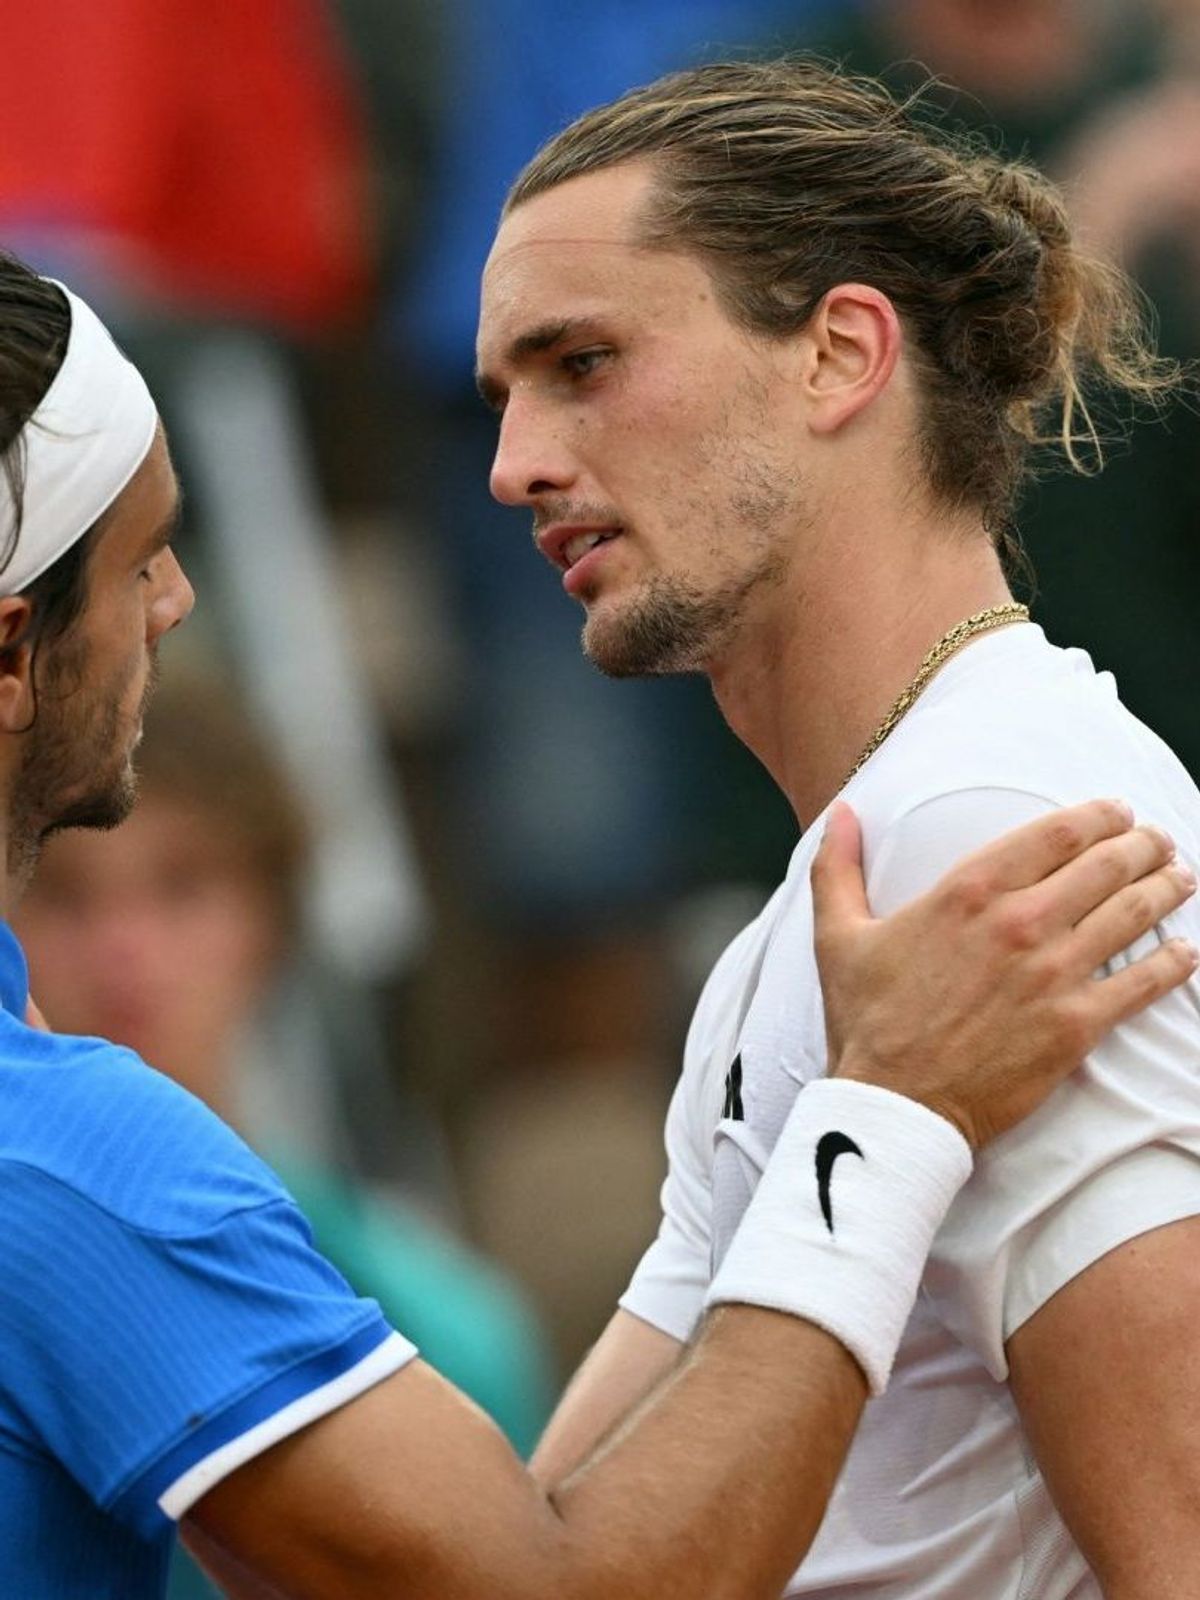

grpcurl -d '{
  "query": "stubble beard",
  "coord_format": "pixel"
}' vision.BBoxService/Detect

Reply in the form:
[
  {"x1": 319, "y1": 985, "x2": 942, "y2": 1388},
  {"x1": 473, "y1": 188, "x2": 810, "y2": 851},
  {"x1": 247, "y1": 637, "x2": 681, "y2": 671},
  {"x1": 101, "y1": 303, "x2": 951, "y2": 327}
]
[
  {"x1": 582, "y1": 559, "x2": 782, "y2": 678},
  {"x1": 581, "y1": 467, "x2": 799, "y2": 679},
  {"x1": 7, "y1": 649, "x2": 157, "y2": 882}
]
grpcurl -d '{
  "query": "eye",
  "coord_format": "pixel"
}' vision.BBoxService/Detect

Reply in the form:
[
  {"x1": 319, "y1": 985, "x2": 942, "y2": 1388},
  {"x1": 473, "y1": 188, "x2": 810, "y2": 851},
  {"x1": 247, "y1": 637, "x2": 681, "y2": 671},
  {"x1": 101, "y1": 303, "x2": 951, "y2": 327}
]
[{"x1": 560, "y1": 347, "x2": 611, "y2": 379}]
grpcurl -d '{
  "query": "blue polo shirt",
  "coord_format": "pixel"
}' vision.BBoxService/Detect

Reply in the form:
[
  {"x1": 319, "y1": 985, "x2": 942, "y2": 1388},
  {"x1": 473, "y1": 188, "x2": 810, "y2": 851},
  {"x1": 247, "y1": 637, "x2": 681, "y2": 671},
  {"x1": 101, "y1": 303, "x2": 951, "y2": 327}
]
[{"x1": 0, "y1": 923, "x2": 415, "y2": 1597}]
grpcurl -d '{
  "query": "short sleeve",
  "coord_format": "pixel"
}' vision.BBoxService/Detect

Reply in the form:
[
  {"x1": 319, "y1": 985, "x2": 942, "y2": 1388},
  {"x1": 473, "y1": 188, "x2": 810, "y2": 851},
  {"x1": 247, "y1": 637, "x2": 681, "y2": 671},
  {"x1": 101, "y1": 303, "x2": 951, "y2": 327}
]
[
  {"x1": 0, "y1": 1161, "x2": 416, "y2": 1539},
  {"x1": 867, "y1": 787, "x2": 1200, "y2": 1379},
  {"x1": 617, "y1": 921, "x2": 764, "y2": 1345},
  {"x1": 618, "y1": 1068, "x2": 712, "y2": 1343}
]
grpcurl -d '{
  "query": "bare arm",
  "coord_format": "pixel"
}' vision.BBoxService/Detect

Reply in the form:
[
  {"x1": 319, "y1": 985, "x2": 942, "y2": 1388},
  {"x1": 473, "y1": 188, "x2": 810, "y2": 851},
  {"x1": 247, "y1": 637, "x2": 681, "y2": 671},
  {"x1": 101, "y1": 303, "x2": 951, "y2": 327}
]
[
  {"x1": 1009, "y1": 1217, "x2": 1200, "y2": 1598},
  {"x1": 188, "y1": 1308, "x2": 865, "y2": 1600},
  {"x1": 530, "y1": 1309, "x2": 682, "y2": 1489},
  {"x1": 185, "y1": 800, "x2": 1196, "y2": 1598}
]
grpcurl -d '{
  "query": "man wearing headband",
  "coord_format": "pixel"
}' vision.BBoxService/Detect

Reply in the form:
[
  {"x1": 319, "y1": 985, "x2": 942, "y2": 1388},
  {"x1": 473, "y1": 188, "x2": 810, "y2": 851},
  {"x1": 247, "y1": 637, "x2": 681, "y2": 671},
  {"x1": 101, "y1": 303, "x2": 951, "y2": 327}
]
[{"x1": 0, "y1": 248, "x2": 1191, "y2": 1600}]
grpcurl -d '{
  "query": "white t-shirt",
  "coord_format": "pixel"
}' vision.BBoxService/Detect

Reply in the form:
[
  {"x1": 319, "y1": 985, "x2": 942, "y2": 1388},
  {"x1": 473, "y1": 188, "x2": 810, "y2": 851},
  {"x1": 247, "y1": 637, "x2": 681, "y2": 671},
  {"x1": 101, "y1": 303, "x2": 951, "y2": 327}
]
[{"x1": 621, "y1": 624, "x2": 1200, "y2": 1599}]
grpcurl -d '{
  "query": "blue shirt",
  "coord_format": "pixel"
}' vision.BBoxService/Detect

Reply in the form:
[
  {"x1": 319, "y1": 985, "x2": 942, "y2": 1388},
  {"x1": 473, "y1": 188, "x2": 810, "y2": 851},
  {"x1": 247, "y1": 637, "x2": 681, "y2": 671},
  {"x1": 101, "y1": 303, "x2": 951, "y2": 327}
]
[{"x1": 0, "y1": 924, "x2": 413, "y2": 1597}]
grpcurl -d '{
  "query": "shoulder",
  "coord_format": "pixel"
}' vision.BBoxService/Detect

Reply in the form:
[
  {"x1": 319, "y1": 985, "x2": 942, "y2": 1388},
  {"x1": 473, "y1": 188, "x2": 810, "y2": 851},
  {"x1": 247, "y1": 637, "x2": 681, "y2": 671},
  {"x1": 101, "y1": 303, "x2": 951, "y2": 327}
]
[
  {"x1": 0, "y1": 1017, "x2": 288, "y2": 1235},
  {"x1": 845, "y1": 632, "x2": 1200, "y2": 905},
  {"x1": 858, "y1": 627, "x2": 1194, "y2": 828}
]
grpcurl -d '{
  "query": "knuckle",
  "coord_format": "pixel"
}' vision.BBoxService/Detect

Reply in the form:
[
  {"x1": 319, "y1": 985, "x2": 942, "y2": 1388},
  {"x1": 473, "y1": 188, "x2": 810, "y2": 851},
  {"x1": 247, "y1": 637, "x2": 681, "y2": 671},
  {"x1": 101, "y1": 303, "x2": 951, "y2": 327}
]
[
  {"x1": 943, "y1": 868, "x2": 994, "y2": 920},
  {"x1": 1042, "y1": 817, "x2": 1085, "y2": 859},
  {"x1": 995, "y1": 899, "x2": 1044, "y2": 952},
  {"x1": 1032, "y1": 947, "x2": 1066, "y2": 991},
  {"x1": 1119, "y1": 887, "x2": 1154, "y2": 933},
  {"x1": 1089, "y1": 837, "x2": 1130, "y2": 889}
]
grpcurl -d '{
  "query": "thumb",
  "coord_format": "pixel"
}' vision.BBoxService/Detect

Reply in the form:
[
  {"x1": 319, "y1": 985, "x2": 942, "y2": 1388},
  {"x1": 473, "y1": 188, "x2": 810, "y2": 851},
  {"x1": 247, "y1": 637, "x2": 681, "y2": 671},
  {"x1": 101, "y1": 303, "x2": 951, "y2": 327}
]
[{"x1": 811, "y1": 802, "x2": 870, "y2": 939}]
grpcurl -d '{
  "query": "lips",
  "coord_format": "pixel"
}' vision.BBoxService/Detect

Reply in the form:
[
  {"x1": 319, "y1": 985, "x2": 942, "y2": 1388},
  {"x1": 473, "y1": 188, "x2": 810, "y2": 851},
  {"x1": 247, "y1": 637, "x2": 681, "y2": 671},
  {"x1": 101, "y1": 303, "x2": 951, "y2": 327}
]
[
  {"x1": 562, "y1": 529, "x2": 618, "y2": 568},
  {"x1": 537, "y1": 523, "x2": 623, "y2": 572}
]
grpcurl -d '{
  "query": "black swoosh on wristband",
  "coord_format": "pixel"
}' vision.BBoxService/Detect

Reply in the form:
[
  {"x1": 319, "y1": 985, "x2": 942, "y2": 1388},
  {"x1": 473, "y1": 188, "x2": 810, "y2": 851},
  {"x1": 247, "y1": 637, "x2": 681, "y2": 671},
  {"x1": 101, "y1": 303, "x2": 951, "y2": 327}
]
[{"x1": 815, "y1": 1130, "x2": 865, "y2": 1233}]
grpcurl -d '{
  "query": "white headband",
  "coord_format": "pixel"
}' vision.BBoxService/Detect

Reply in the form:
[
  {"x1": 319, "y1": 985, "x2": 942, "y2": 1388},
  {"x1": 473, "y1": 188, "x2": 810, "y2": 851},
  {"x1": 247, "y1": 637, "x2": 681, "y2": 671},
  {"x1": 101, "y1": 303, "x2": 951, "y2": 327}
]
[{"x1": 0, "y1": 283, "x2": 158, "y2": 597}]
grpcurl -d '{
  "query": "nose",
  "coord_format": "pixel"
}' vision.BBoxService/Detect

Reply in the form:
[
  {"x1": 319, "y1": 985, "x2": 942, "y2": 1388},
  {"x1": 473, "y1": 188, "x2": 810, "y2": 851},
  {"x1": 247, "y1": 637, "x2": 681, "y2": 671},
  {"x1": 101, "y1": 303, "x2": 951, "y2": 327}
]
[
  {"x1": 489, "y1": 400, "x2": 578, "y2": 507},
  {"x1": 148, "y1": 549, "x2": 195, "y2": 640}
]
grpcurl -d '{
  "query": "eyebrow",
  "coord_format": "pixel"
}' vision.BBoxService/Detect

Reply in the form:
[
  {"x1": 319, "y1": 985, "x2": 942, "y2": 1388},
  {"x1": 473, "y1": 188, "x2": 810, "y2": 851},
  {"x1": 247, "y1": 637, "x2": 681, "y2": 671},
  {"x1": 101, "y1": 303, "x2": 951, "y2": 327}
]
[{"x1": 475, "y1": 316, "x2": 601, "y2": 412}]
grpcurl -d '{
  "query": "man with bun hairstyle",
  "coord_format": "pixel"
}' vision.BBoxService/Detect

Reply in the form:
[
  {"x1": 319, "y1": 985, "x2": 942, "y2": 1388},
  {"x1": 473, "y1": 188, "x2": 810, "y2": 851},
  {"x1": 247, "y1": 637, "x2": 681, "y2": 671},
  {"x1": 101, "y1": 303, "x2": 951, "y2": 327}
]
[
  {"x1": 0, "y1": 199, "x2": 1191, "y2": 1593},
  {"x1": 474, "y1": 58, "x2": 1200, "y2": 1599}
]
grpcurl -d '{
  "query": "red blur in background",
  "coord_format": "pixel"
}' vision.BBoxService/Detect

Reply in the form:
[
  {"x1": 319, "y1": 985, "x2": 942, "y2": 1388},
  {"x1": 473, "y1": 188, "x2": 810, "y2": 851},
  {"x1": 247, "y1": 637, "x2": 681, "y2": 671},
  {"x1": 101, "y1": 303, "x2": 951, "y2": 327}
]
[{"x1": 0, "y1": 0, "x2": 373, "y2": 331}]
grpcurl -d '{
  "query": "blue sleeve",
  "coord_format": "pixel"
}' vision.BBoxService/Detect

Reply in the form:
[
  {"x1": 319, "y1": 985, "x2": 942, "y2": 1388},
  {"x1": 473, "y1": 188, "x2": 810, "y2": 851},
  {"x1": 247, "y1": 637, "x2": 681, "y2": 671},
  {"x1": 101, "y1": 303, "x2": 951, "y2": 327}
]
[{"x1": 0, "y1": 1160, "x2": 406, "y2": 1539}]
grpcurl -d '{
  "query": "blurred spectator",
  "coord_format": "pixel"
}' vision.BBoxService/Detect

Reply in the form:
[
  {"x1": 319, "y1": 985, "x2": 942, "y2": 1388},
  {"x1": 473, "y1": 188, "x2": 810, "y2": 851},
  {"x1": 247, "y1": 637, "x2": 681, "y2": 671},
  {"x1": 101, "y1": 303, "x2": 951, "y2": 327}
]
[
  {"x1": 801, "y1": 0, "x2": 1200, "y2": 779},
  {"x1": 13, "y1": 668, "x2": 554, "y2": 1597}
]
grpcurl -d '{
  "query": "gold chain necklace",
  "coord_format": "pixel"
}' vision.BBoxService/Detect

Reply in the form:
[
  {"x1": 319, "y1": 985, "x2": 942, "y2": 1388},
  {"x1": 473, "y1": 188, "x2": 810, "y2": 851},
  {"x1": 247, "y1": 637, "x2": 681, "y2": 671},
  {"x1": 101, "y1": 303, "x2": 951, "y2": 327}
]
[{"x1": 843, "y1": 602, "x2": 1030, "y2": 786}]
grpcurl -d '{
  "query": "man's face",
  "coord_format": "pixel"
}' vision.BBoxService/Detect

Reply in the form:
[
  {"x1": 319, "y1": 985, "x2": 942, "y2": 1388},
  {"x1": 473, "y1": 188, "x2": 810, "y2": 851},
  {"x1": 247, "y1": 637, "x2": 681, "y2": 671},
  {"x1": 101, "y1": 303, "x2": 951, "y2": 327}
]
[
  {"x1": 477, "y1": 162, "x2": 813, "y2": 677},
  {"x1": 11, "y1": 429, "x2": 193, "y2": 866}
]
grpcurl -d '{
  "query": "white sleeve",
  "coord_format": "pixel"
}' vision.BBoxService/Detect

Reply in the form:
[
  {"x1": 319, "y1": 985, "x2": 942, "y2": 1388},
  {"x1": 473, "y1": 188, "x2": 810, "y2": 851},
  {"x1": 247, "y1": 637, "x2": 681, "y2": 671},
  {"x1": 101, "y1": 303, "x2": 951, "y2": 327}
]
[
  {"x1": 617, "y1": 924, "x2": 761, "y2": 1344},
  {"x1": 617, "y1": 1066, "x2": 712, "y2": 1344},
  {"x1": 867, "y1": 786, "x2": 1200, "y2": 1380}
]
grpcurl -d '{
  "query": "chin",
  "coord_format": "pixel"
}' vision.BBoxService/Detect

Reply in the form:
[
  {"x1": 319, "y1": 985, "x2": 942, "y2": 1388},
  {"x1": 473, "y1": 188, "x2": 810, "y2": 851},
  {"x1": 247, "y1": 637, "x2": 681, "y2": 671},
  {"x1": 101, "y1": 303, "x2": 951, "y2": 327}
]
[{"x1": 582, "y1": 595, "x2": 711, "y2": 678}]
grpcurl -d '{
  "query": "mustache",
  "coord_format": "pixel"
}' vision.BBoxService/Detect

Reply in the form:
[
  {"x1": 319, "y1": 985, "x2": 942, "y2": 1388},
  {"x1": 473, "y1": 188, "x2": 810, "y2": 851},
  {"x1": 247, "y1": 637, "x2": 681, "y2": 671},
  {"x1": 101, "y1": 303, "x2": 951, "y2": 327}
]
[
  {"x1": 531, "y1": 499, "x2": 624, "y2": 546},
  {"x1": 140, "y1": 647, "x2": 162, "y2": 714}
]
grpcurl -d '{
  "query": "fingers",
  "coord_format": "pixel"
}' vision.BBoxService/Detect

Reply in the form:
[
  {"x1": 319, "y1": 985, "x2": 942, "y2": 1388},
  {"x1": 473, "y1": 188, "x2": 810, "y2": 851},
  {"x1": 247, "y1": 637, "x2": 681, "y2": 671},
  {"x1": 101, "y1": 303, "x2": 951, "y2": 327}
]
[
  {"x1": 951, "y1": 799, "x2": 1135, "y2": 896},
  {"x1": 1091, "y1": 935, "x2": 1200, "y2": 1032},
  {"x1": 1070, "y1": 858, "x2": 1197, "y2": 973},
  {"x1": 811, "y1": 803, "x2": 868, "y2": 936},
  {"x1": 1028, "y1": 823, "x2": 1179, "y2": 932}
]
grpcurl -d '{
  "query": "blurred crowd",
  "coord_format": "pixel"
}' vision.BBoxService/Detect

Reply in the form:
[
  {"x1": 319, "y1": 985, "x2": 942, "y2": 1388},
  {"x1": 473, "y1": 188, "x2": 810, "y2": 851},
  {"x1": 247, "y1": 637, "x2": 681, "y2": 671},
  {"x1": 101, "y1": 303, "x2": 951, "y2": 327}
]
[{"x1": 1, "y1": 6, "x2": 1197, "y2": 1589}]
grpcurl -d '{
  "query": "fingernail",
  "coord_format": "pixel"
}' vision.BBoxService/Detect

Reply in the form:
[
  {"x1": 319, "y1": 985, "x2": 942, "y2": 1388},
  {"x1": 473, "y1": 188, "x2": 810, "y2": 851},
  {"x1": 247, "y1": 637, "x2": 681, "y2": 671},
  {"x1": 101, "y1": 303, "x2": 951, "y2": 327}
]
[
  {"x1": 1175, "y1": 862, "x2": 1198, "y2": 891},
  {"x1": 1146, "y1": 824, "x2": 1175, "y2": 853},
  {"x1": 1110, "y1": 798, "x2": 1135, "y2": 824},
  {"x1": 1181, "y1": 940, "x2": 1200, "y2": 969}
]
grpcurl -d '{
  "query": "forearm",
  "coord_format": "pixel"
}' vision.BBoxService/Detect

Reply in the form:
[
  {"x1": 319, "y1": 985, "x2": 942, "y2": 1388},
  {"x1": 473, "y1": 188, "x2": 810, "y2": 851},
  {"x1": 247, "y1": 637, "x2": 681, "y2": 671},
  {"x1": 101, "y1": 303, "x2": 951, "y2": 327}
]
[
  {"x1": 543, "y1": 1305, "x2": 866, "y2": 1600},
  {"x1": 530, "y1": 1310, "x2": 681, "y2": 1490},
  {"x1": 193, "y1": 1314, "x2": 863, "y2": 1600}
]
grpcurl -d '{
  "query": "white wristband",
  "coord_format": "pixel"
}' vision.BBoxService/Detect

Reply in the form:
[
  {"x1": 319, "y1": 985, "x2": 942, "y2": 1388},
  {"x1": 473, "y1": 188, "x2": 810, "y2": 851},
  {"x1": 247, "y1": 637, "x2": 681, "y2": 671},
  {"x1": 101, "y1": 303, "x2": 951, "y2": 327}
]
[{"x1": 706, "y1": 1078, "x2": 973, "y2": 1395}]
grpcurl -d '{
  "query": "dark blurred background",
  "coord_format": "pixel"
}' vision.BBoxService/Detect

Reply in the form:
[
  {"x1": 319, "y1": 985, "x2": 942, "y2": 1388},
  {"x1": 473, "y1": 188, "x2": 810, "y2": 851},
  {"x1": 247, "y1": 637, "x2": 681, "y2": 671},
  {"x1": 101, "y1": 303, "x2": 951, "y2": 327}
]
[{"x1": 1, "y1": 9, "x2": 1196, "y2": 1589}]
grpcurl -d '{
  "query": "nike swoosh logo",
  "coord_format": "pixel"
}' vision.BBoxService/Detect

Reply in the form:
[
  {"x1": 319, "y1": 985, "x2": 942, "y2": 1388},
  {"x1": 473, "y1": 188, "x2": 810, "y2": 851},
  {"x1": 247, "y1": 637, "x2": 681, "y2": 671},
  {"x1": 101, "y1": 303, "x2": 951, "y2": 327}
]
[{"x1": 815, "y1": 1130, "x2": 864, "y2": 1234}]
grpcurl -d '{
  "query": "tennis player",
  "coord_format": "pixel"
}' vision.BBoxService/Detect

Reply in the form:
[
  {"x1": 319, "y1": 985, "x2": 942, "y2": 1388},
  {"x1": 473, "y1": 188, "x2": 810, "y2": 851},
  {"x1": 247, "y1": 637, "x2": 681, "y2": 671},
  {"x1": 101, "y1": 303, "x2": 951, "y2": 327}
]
[
  {"x1": 475, "y1": 59, "x2": 1200, "y2": 1599},
  {"x1": 0, "y1": 221, "x2": 1190, "y2": 1595}
]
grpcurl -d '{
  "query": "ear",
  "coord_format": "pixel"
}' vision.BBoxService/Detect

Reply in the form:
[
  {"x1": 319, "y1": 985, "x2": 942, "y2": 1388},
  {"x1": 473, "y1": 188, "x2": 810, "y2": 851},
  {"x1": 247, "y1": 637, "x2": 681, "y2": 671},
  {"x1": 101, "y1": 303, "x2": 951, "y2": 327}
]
[
  {"x1": 0, "y1": 597, "x2": 37, "y2": 733},
  {"x1": 800, "y1": 283, "x2": 902, "y2": 436}
]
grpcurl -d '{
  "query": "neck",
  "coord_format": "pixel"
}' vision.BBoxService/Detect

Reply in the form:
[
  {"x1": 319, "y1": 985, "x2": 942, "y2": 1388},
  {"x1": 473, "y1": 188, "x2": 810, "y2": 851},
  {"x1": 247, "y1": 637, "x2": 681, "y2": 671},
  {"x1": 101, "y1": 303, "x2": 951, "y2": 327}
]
[
  {"x1": 708, "y1": 510, "x2": 1014, "y2": 828},
  {"x1": 2, "y1": 832, "x2": 37, "y2": 922}
]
